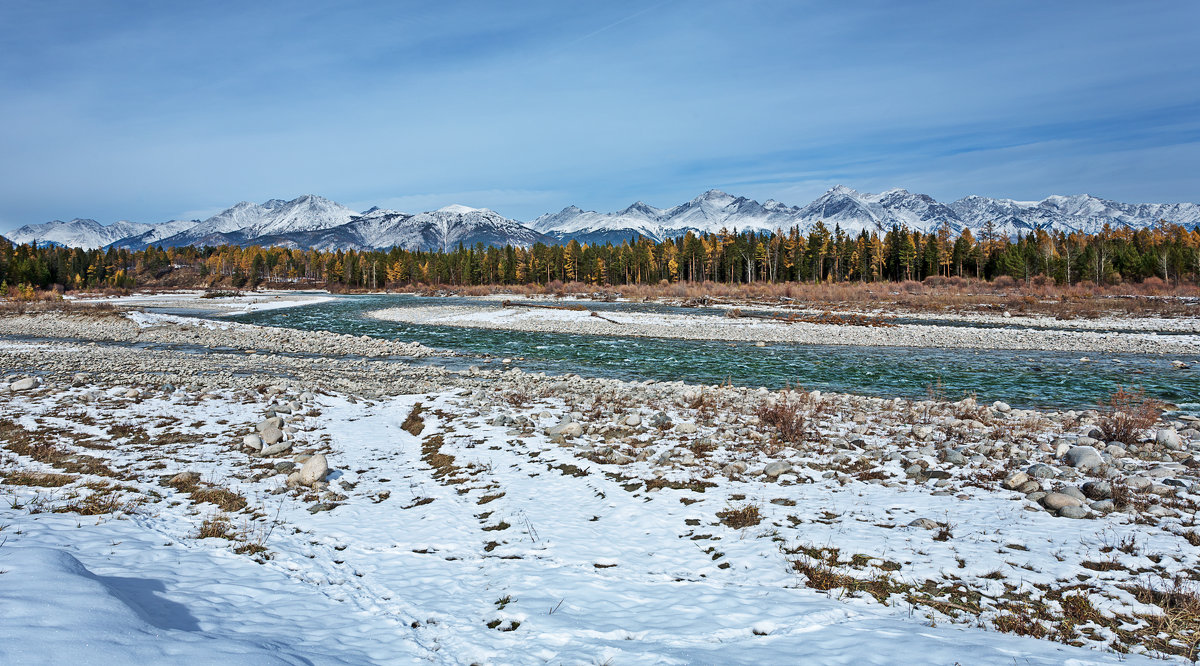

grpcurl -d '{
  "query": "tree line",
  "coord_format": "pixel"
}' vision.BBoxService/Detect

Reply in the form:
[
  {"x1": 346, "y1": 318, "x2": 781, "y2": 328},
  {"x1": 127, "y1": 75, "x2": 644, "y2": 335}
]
[{"x1": 3, "y1": 220, "x2": 1199, "y2": 292}]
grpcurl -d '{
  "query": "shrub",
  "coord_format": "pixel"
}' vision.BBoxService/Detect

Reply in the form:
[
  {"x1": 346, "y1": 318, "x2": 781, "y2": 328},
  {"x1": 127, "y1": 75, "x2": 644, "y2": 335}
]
[
  {"x1": 1096, "y1": 387, "x2": 1163, "y2": 445},
  {"x1": 756, "y1": 399, "x2": 808, "y2": 442}
]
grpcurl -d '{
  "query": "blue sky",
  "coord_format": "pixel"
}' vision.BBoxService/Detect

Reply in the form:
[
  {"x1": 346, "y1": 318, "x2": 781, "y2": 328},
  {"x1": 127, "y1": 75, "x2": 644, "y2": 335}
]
[{"x1": 1, "y1": 0, "x2": 1198, "y2": 231}]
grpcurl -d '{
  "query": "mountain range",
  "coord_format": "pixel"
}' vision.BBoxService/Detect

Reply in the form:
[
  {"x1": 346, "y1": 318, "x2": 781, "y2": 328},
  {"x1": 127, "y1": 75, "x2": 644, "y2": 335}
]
[{"x1": 6, "y1": 186, "x2": 1200, "y2": 252}]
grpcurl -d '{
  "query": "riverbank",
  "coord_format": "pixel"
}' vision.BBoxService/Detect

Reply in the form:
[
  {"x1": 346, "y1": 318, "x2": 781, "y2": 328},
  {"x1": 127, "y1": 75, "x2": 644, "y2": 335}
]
[
  {"x1": 370, "y1": 301, "x2": 1200, "y2": 355},
  {"x1": 1, "y1": 306, "x2": 1199, "y2": 662},
  {"x1": 66, "y1": 288, "x2": 338, "y2": 315}
]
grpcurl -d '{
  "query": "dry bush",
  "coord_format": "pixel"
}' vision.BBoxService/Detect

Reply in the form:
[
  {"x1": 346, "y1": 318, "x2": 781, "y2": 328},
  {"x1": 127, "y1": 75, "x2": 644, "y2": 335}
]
[
  {"x1": 1096, "y1": 387, "x2": 1164, "y2": 445},
  {"x1": 756, "y1": 399, "x2": 808, "y2": 443}
]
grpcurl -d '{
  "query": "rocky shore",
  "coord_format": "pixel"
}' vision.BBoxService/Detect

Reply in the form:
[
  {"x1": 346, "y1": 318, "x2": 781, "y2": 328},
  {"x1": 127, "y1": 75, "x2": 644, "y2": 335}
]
[
  {"x1": 2, "y1": 305, "x2": 1199, "y2": 661},
  {"x1": 370, "y1": 303, "x2": 1200, "y2": 355}
]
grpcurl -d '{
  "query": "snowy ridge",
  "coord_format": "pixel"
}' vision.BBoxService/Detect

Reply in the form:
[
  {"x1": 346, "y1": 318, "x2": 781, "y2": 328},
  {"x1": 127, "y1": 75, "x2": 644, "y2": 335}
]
[
  {"x1": 537, "y1": 186, "x2": 1200, "y2": 242},
  {"x1": 9, "y1": 188, "x2": 1200, "y2": 251},
  {"x1": 8, "y1": 218, "x2": 157, "y2": 250}
]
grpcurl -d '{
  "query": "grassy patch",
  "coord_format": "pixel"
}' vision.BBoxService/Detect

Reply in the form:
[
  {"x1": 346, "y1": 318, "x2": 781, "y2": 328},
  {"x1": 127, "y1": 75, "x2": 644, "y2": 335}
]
[
  {"x1": 2, "y1": 471, "x2": 77, "y2": 487},
  {"x1": 717, "y1": 503, "x2": 761, "y2": 529}
]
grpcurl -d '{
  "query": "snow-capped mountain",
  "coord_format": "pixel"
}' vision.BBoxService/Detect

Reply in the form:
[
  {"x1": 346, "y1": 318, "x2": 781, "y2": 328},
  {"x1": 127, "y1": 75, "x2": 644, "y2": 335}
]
[
  {"x1": 144, "y1": 195, "x2": 357, "y2": 249},
  {"x1": 532, "y1": 190, "x2": 806, "y2": 243},
  {"x1": 278, "y1": 205, "x2": 550, "y2": 251},
  {"x1": 7, "y1": 218, "x2": 157, "y2": 250},
  {"x1": 536, "y1": 186, "x2": 1200, "y2": 242},
  {"x1": 9, "y1": 188, "x2": 1200, "y2": 252}
]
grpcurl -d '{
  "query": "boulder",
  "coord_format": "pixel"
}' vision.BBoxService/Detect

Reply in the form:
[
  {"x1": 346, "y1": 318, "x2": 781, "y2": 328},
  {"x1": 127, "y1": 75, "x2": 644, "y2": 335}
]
[
  {"x1": 992, "y1": 401, "x2": 1011, "y2": 413},
  {"x1": 260, "y1": 440, "x2": 293, "y2": 457},
  {"x1": 260, "y1": 426, "x2": 285, "y2": 446},
  {"x1": 298, "y1": 454, "x2": 328, "y2": 486},
  {"x1": 547, "y1": 421, "x2": 583, "y2": 438},
  {"x1": 624, "y1": 413, "x2": 642, "y2": 427},
  {"x1": 1026, "y1": 463, "x2": 1058, "y2": 479},
  {"x1": 256, "y1": 417, "x2": 283, "y2": 433},
  {"x1": 1058, "y1": 505, "x2": 1089, "y2": 519},
  {"x1": 1063, "y1": 446, "x2": 1103, "y2": 471},
  {"x1": 10, "y1": 377, "x2": 38, "y2": 392},
  {"x1": 242, "y1": 434, "x2": 263, "y2": 452},
  {"x1": 1156, "y1": 428, "x2": 1182, "y2": 451},
  {"x1": 1125, "y1": 475, "x2": 1152, "y2": 491},
  {"x1": 1041, "y1": 492, "x2": 1083, "y2": 511},
  {"x1": 1002, "y1": 471, "x2": 1030, "y2": 490},
  {"x1": 676, "y1": 422, "x2": 698, "y2": 434},
  {"x1": 763, "y1": 461, "x2": 792, "y2": 479}
]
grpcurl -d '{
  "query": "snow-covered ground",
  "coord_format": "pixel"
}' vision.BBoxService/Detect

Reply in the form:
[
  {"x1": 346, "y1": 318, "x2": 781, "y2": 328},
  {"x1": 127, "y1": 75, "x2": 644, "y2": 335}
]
[
  {"x1": 68, "y1": 289, "x2": 336, "y2": 315},
  {"x1": 1, "y1": 380, "x2": 1193, "y2": 664}
]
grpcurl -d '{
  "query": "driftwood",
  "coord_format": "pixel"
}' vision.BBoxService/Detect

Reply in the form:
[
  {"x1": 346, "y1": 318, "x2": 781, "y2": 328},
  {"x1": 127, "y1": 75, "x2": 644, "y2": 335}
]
[
  {"x1": 589, "y1": 311, "x2": 624, "y2": 325},
  {"x1": 501, "y1": 300, "x2": 586, "y2": 312}
]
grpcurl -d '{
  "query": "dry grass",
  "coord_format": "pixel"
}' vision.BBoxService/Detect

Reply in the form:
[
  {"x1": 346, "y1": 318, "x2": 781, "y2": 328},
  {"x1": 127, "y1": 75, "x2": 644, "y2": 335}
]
[
  {"x1": 1096, "y1": 387, "x2": 1164, "y2": 445},
  {"x1": 401, "y1": 403, "x2": 426, "y2": 436},
  {"x1": 2, "y1": 471, "x2": 77, "y2": 487},
  {"x1": 197, "y1": 514, "x2": 234, "y2": 539},
  {"x1": 164, "y1": 473, "x2": 248, "y2": 512},
  {"x1": 716, "y1": 503, "x2": 761, "y2": 529}
]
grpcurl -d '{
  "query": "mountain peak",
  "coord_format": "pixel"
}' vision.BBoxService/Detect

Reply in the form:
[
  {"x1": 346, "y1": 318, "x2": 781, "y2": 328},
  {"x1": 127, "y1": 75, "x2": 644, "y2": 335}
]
[
  {"x1": 437, "y1": 204, "x2": 482, "y2": 215},
  {"x1": 826, "y1": 184, "x2": 860, "y2": 196}
]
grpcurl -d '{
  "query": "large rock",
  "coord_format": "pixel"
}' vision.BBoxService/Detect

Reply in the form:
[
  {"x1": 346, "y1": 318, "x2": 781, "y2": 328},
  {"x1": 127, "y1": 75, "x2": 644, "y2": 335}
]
[
  {"x1": 1063, "y1": 446, "x2": 1103, "y2": 471},
  {"x1": 1041, "y1": 492, "x2": 1083, "y2": 511},
  {"x1": 1058, "y1": 505, "x2": 1089, "y2": 519},
  {"x1": 242, "y1": 434, "x2": 263, "y2": 452},
  {"x1": 1003, "y1": 471, "x2": 1030, "y2": 490},
  {"x1": 547, "y1": 421, "x2": 582, "y2": 438},
  {"x1": 10, "y1": 377, "x2": 38, "y2": 392},
  {"x1": 260, "y1": 426, "x2": 285, "y2": 446},
  {"x1": 1156, "y1": 428, "x2": 1182, "y2": 451},
  {"x1": 763, "y1": 461, "x2": 792, "y2": 479},
  {"x1": 256, "y1": 417, "x2": 283, "y2": 433},
  {"x1": 298, "y1": 454, "x2": 328, "y2": 486},
  {"x1": 260, "y1": 440, "x2": 293, "y2": 457},
  {"x1": 676, "y1": 422, "x2": 698, "y2": 434},
  {"x1": 623, "y1": 413, "x2": 642, "y2": 427}
]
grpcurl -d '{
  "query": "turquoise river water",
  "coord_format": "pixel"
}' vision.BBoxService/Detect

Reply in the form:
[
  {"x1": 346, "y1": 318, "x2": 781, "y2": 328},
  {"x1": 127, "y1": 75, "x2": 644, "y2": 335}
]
[{"x1": 220, "y1": 294, "x2": 1200, "y2": 414}]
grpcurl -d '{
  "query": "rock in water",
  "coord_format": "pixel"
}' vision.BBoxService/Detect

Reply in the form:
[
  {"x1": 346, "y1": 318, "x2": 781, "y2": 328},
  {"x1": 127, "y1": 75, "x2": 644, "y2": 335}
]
[{"x1": 299, "y1": 454, "x2": 328, "y2": 486}]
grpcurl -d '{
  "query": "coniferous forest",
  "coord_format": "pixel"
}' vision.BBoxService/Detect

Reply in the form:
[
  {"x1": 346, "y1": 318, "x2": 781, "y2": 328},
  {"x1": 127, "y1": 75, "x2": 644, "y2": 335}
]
[{"x1": 3, "y1": 221, "x2": 1200, "y2": 292}]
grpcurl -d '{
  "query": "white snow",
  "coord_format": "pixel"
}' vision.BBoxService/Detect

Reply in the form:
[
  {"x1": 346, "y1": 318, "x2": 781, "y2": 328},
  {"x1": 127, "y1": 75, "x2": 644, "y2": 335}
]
[{"x1": 0, "y1": 384, "x2": 1185, "y2": 663}]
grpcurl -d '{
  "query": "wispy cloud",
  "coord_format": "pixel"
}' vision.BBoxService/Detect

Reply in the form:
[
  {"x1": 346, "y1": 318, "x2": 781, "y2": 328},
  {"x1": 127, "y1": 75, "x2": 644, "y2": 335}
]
[{"x1": 1, "y1": 0, "x2": 1197, "y2": 231}]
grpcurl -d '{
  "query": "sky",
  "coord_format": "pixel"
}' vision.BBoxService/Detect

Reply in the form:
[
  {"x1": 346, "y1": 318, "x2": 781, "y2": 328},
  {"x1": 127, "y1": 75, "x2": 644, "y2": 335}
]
[{"x1": 1, "y1": 0, "x2": 1198, "y2": 231}]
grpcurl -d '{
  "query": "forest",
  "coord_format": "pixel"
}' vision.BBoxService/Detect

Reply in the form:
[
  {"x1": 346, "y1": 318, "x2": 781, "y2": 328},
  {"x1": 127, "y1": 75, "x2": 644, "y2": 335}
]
[{"x1": 3, "y1": 221, "x2": 1199, "y2": 293}]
